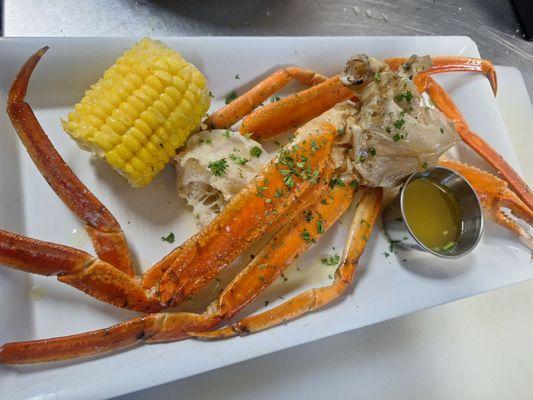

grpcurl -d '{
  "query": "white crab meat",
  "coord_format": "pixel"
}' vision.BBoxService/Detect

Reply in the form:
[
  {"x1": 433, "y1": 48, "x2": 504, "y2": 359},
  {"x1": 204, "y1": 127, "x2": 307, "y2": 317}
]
[
  {"x1": 174, "y1": 129, "x2": 269, "y2": 227},
  {"x1": 337, "y1": 54, "x2": 460, "y2": 187}
]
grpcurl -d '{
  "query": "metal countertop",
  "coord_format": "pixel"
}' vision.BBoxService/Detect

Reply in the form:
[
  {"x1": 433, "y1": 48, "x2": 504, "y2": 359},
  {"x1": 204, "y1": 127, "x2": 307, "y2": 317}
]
[{"x1": 3, "y1": 0, "x2": 533, "y2": 95}]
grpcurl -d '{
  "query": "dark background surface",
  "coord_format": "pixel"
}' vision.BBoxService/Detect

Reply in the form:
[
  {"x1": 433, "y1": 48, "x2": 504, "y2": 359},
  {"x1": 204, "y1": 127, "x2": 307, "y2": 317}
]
[{"x1": 512, "y1": 0, "x2": 533, "y2": 40}]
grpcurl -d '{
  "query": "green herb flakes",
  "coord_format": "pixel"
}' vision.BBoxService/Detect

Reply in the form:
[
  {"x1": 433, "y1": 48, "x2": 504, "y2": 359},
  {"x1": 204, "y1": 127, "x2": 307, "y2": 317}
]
[
  {"x1": 321, "y1": 254, "x2": 340, "y2": 265},
  {"x1": 394, "y1": 118, "x2": 406, "y2": 129},
  {"x1": 161, "y1": 232, "x2": 175, "y2": 243},
  {"x1": 329, "y1": 177, "x2": 345, "y2": 188},
  {"x1": 208, "y1": 158, "x2": 228, "y2": 176},
  {"x1": 225, "y1": 90, "x2": 238, "y2": 104},
  {"x1": 395, "y1": 90, "x2": 413, "y2": 103},
  {"x1": 250, "y1": 146, "x2": 263, "y2": 158}
]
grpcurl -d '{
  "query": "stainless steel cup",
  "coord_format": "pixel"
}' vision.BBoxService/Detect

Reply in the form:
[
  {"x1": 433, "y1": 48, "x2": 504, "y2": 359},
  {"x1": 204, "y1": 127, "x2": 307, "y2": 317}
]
[{"x1": 382, "y1": 166, "x2": 483, "y2": 258}]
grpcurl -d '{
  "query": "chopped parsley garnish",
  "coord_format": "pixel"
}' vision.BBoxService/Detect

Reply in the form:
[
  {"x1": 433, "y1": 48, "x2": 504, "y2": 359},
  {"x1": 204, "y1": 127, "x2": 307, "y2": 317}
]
[
  {"x1": 304, "y1": 210, "x2": 313, "y2": 222},
  {"x1": 350, "y1": 180, "x2": 359, "y2": 189},
  {"x1": 284, "y1": 174, "x2": 295, "y2": 189},
  {"x1": 385, "y1": 127, "x2": 392, "y2": 133},
  {"x1": 208, "y1": 158, "x2": 228, "y2": 176},
  {"x1": 229, "y1": 154, "x2": 249, "y2": 165},
  {"x1": 225, "y1": 90, "x2": 238, "y2": 104},
  {"x1": 223, "y1": 130, "x2": 231, "y2": 137},
  {"x1": 276, "y1": 145, "x2": 320, "y2": 190},
  {"x1": 321, "y1": 254, "x2": 340, "y2": 265},
  {"x1": 395, "y1": 90, "x2": 413, "y2": 103},
  {"x1": 311, "y1": 140, "x2": 319, "y2": 152},
  {"x1": 271, "y1": 96, "x2": 281, "y2": 103},
  {"x1": 208, "y1": 91, "x2": 214, "y2": 98},
  {"x1": 368, "y1": 147, "x2": 376, "y2": 156},
  {"x1": 393, "y1": 133, "x2": 402, "y2": 142},
  {"x1": 235, "y1": 73, "x2": 240, "y2": 79},
  {"x1": 389, "y1": 239, "x2": 402, "y2": 253},
  {"x1": 161, "y1": 232, "x2": 175, "y2": 243},
  {"x1": 422, "y1": 162, "x2": 428, "y2": 169},
  {"x1": 274, "y1": 188, "x2": 284, "y2": 198},
  {"x1": 374, "y1": 72, "x2": 382, "y2": 82},
  {"x1": 301, "y1": 230, "x2": 311, "y2": 242},
  {"x1": 443, "y1": 241, "x2": 456, "y2": 250},
  {"x1": 443, "y1": 241, "x2": 456, "y2": 251},
  {"x1": 317, "y1": 220, "x2": 324, "y2": 234},
  {"x1": 329, "y1": 177, "x2": 345, "y2": 188},
  {"x1": 394, "y1": 118, "x2": 406, "y2": 129},
  {"x1": 249, "y1": 146, "x2": 263, "y2": 158},
  {"x1": 440, "y1": 128, "x2": 444, "y2": 134}
]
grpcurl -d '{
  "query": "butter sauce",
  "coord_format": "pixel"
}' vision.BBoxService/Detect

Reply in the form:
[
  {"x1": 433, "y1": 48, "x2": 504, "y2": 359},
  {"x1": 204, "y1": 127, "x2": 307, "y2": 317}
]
[{"x1": 403, "y1": 178, "x2": 461, "y2": 251}]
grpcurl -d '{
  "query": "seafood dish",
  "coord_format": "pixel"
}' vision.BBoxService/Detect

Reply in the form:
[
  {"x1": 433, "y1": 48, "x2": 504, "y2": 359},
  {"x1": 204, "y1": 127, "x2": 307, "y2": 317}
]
[{"x1": 0, "y1": 38, "x2": 531, "y2": 364}]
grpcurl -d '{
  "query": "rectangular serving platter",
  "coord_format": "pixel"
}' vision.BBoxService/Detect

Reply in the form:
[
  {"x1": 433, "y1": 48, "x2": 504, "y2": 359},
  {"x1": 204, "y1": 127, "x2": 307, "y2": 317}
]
[{"x1": 0, "y1": 36, "x2": 531, "y2": 400}]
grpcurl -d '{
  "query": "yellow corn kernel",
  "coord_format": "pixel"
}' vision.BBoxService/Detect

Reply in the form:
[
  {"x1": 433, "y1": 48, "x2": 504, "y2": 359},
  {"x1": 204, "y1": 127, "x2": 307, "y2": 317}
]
[{"x1": 62, "y1": 38, "x2": 210, "y2": 187}]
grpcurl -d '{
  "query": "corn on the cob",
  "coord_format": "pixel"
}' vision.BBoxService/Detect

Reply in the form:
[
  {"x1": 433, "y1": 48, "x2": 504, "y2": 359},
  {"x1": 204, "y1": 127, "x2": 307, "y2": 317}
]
[{"x1": 62, "y1": 38, "x2": 210, "y2": 187}]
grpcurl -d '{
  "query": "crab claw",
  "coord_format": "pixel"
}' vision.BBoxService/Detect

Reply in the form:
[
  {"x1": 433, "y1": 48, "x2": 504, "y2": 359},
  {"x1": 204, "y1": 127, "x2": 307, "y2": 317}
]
[{"x1": 439, "y1": 159, "x2": 533, "y2": 249}]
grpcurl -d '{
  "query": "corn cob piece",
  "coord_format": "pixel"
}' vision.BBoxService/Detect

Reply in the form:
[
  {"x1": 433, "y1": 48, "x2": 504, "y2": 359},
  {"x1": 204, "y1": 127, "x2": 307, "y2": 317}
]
[{"x1": 62, "y1": 38, "x2": 210, "y2": 187}]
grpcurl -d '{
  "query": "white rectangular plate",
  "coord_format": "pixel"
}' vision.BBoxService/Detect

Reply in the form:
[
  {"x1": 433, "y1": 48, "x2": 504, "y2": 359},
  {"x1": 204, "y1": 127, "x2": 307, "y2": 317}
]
[{"x1": 0, "y1": 37, "x2": 530, "y2": 400}]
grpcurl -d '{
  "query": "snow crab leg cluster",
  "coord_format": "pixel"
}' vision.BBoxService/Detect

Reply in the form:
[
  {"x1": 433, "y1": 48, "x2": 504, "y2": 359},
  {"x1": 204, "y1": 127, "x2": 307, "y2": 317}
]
[{"x1": 0, "y1": 48, "x2": 531, "y2": 364}]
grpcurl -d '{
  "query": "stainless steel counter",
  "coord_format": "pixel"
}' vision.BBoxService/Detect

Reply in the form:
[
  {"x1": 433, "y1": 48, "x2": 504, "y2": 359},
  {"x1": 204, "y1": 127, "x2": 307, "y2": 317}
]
[{"x1": 3, "y1": 0, "x2": 533, "y2": 95}]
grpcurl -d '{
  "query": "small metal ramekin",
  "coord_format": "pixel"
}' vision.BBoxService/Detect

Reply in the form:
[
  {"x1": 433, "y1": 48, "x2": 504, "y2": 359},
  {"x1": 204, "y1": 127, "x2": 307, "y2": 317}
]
[{"x1": 382, "y1": 166, "x2": 484, "y2": 259}]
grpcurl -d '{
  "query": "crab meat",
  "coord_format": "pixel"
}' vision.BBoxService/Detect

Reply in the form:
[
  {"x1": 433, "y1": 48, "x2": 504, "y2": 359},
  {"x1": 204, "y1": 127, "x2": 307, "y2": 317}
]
[
  {"x1": 339, "y1": 55, "x2": 459, "y2": 187},
  {"x1": 174, "y1": 129, "x2": 269, "y2": 226}
]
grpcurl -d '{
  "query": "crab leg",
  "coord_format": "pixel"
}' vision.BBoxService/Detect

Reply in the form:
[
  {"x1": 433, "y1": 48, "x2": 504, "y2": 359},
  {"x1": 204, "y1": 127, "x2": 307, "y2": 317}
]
[
  {"x1": 6, "y1": 47, "x2": 133, "y2": 276},
  {"x1": 439, "y1": 160, "x2": 533, "y2": 248},
  {"x1": 151, "y1": 172, "x2": 353, "y2": 342},
  {"x1": 239, "y1": 75, "x2": 354, "y2": 140},
  {"x1": 142, "y1": 123, "x2": 338, "y2": 306},
  {"x1": 385, "y1": 56, "x2": 497, "y2": 95},
  {"x1": 425, "y1": 77, "x2": 533, "y2": 211},
  {"x1": 0, "y1": 123, "x2": 337, "y2": 312},
  {"x1": 0, "y1": 315, "x2": 161, "y2": 364},
  {"x1": 0, "y1": 230, "x2": 162, "y2": 313},
  {"x1": 206, "y1": 67, "x2": 328, "y2": 129},
  {"x1": 194, "y1": 187, "x2": 382, "y2": 339},
  {"x1": 0, "y1": 168, "x2": 357, "y2": 364}
]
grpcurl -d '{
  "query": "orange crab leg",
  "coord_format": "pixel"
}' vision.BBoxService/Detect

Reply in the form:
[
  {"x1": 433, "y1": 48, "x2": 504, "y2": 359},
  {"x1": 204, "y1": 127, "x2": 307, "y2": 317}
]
[
  {"x1": 425, "y1": 77, "x2": 533, "y2": 211},
  {"x1": 151, "y1": 173, "x2": 353, "y2": 342},
  {"x1": 385, "y1": 56, "x2": 497, "y2": 95},
  {"x1": 0, "y1": 123, "x2": 337, "y2": 312},
  {"x1": 239, "y1": 75, "x2": 354, "y2": 140},
  {"x1": 195, "y1": 187, "x2": 382, "y2": 339},
  {"x1": 206, "y1": 67, "x2": 328, "y2": 129},
  {"x1": 143, "y1": 123, "x2": 337, "y2": 306},
  {"x1": 0, "y1": 315, "x2": 161, "y2": 364},
  {"x1": 0, "y1": 170, "x2": 356, "y2": 364},
  {"x1": 439, "y1": 159, "x2": 533, "y2": 248},
  {"x1": 0, "y1": 230, "x2": 162, "y2": 313},
  {"x1": 6, "y1": 47, "x2": 133, "y2": 276}
]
